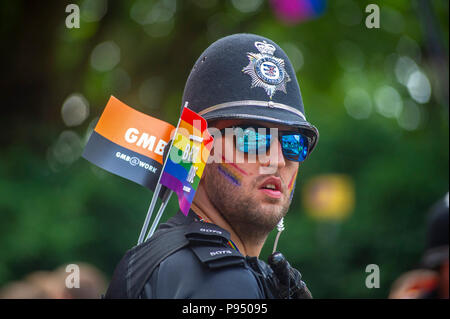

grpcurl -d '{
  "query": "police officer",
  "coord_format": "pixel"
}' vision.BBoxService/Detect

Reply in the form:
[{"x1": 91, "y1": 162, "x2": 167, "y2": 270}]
[{"x1": 105, "y1": 33, "x2": 319, "y2": 299}]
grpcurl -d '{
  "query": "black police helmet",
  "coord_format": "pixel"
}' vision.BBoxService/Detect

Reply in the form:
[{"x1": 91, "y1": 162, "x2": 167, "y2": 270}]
[{"x1": 182, "y1": 33, "x2": 319, "y2": 154}]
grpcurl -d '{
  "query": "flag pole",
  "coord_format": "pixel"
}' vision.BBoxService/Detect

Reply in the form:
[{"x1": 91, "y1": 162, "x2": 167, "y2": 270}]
[
  {"x1": 136, "y1": 103, "x2": 186, "y2": 245},
  {"x1": 145, "y1": 190, "x2": 173, "y2": 240},
  {"x1": 137, "y1": 184, "x2": 162, "y2": 244}
]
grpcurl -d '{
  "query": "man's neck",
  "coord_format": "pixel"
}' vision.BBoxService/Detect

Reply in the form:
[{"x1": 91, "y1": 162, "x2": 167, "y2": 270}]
[{"x1": 191, "y1": 187, "x2": 266, "y2": 257}]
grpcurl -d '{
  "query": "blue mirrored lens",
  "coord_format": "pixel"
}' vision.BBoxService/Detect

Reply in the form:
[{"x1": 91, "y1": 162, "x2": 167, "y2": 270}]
[
  {"x1": 281, "y1": 134, "x2": 308, "y2": 162},
  {"x1": 236, "y1": 128, "x2": 271, "y2": 154}
]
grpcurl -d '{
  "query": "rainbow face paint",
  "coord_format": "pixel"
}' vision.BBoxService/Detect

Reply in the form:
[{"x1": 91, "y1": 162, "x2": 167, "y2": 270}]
[
  {"x1": 217, "y1": 163, "x2": 243, "y2": 186},
  {"x1": 288, "y1": 171, "x2": 298, "y2": 201},
  {"x1": 217, "y1": 155, "x2": 249, "y2": 186},
  {"x1": 221, "y1": 155, "x2": 248, "y2": 176}
]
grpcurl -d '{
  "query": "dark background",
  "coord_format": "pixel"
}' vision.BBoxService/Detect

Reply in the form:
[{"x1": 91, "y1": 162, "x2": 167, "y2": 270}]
[{"x1": 0, "y1": 0, "x2": 448, "y2": 298}]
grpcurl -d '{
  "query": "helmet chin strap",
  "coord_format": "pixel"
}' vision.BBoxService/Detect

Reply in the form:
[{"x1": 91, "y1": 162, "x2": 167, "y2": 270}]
[{"x1": 272, "y1": 217, "x2": 285, "y2": 253}]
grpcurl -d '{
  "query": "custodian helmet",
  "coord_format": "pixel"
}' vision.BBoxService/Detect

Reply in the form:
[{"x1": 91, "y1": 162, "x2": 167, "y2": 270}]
[{"x1": 182, "y1": 33, "x2": 319, "y2": 153}]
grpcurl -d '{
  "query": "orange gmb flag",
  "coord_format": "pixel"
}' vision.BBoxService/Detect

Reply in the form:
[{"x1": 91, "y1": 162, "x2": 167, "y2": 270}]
[{"x1": 83, "y1": 96, "x2": 175, "y2": 191}]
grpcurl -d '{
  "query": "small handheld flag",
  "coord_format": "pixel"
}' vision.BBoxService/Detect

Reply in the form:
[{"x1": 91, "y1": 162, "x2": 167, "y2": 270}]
[
  {"x1": 82, "y1": 96, "x2": 175, "y2": 191},
  {"x1": 140, "y1": 105, "x2": 214, "y2": 242}
]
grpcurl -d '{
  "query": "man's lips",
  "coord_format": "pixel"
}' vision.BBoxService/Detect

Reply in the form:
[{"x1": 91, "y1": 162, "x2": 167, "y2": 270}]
[{"x1": 258, "y1": 177, "x2": 283, "y2": 199}]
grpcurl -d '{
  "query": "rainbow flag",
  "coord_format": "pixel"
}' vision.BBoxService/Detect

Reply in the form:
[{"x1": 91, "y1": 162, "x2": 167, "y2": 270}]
[{"x1": 159, "y1": 107, "x2": 214, "y2": 215}]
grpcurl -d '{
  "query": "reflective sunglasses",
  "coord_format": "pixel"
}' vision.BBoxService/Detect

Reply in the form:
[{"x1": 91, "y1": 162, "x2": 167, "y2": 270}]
[{"x1": 220, "y1": 126, "x2": 310, "y2": 162}]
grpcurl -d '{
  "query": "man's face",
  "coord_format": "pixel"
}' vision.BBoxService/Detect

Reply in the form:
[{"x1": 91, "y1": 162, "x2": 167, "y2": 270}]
[{"x1": 201, "y1": 119, "x2": 300, "y2": 243}]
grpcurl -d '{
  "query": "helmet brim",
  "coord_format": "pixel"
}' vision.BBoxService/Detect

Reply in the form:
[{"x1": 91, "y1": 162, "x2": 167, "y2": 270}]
[{"x1": 201, "y1": 104, "x2": 319, "y2": 154}]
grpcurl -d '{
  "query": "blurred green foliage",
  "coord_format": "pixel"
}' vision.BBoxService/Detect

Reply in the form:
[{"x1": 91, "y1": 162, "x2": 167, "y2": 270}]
[{"x1": 0, "y1": 0, "x2": 448, "y2": 298}]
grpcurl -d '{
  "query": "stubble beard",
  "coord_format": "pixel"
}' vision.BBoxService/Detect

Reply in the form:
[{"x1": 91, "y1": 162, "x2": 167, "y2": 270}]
[{"x1": 203, "y1": 164, "x2": 291, "y2": 246}]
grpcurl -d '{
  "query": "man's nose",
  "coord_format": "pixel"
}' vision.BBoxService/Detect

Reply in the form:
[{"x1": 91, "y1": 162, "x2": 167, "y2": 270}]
[{"x1": 260, "y1": 137, "x2": 286, "y2": 172}]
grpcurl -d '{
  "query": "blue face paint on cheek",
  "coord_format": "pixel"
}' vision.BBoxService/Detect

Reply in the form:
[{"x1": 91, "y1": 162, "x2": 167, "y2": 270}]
[{"x1": 217, "y1": 164, "x2": 241, "y2": 186}]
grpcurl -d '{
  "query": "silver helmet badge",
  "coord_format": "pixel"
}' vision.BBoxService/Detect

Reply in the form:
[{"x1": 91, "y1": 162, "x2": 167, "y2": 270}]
[{"x1": 242, "y1": 41, "x2": 291, "y2": 99}]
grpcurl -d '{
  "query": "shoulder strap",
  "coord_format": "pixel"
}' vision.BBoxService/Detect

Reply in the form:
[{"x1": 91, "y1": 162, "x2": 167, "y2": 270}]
[
  {"x1": 190, "y1": 245, "x2": 246, "y2": 269},
  {"x1": 184, "y1": 222, "x2": 246, "y2": 269},
  {"x1": 126, "y1": 225, "x2": 190, "y2": 299}
]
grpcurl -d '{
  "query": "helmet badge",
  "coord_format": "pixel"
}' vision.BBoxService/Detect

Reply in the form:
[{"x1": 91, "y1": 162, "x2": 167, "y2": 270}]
[{"x1": 242, "y1": 41, "x2": 291, "y2": 99}]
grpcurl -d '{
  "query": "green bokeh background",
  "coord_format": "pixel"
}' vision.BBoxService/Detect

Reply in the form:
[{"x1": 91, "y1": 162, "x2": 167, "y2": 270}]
[{"x1": 0, "y1": 0, "x2": 448, "y2": 298}]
